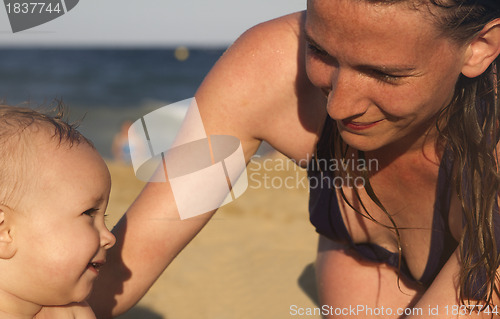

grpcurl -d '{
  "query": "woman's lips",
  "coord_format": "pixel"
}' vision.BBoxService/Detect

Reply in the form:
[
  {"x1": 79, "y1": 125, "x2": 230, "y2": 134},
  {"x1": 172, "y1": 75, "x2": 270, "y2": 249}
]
[{"x1": 341, "y1": 119, "x2": 383, "y2": 131}]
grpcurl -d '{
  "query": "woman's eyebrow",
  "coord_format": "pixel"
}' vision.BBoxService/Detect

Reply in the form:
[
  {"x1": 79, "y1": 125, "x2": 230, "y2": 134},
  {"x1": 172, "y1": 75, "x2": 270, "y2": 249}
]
[{"x1": 305, "y1": 29, "x2": 417, "y2": 74}]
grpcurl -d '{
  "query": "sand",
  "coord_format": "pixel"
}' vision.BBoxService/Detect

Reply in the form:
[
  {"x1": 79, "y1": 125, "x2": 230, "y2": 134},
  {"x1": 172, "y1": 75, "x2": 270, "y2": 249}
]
[{"x1": 105, "y1": 153, "x2": 322, "y2": 319}]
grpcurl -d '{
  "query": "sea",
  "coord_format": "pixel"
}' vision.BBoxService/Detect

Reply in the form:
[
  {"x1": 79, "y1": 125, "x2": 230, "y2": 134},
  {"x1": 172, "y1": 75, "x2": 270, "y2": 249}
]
[{"x1": 0, "y1": 48, "x2": 227, "y2": 158}]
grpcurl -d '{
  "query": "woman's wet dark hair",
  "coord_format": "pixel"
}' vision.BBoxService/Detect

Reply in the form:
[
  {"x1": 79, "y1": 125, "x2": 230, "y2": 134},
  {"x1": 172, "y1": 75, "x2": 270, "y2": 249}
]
[{"x1": 434, "y1": 0, "x2": 500, "y2": 305}]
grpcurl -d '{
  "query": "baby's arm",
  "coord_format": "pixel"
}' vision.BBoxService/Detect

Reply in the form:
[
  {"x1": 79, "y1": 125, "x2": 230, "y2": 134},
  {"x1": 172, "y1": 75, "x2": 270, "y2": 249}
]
[{"x1": 34, "y1": 302, "x2": 96, "y2": 319}]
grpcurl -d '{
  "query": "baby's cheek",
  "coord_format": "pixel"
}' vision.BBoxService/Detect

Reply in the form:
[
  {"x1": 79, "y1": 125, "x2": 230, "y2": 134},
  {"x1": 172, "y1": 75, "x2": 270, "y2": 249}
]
[
  {"x1": 38, "y1": 228, "x2": 98, "y2": 275},
  {"x1": 37, "y1": 259, "x2": 93, "y2": 304}
]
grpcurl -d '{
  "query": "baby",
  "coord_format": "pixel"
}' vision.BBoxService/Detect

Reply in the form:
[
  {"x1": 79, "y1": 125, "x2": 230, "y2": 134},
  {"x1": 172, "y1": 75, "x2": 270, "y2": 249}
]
[{"x1": 0, "y1": 105, "x2": 116, "y2": 318}]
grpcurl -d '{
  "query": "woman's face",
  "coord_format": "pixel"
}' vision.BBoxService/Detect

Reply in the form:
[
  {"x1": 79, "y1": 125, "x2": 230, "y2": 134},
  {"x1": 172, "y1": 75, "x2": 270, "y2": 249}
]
[{"x1": 305, "y1": 0, "x2": 469, "y2": 152}]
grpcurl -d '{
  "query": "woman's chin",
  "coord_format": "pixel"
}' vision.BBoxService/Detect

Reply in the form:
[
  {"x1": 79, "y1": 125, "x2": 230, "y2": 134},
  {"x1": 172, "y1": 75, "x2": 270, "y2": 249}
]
[{"x1": 339, "y1": 134, "x2": 385, "y2": 152}]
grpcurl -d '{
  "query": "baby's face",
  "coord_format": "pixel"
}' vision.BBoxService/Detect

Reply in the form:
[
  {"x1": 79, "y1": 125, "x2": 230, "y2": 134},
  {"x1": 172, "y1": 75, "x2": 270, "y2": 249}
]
[{"x1": 5, "y1": 137, "x2": 116, "y2": 306}]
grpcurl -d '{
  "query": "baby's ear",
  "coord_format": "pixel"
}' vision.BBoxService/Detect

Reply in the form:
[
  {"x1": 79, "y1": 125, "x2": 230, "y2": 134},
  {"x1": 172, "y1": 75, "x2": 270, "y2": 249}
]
[
  {"x1": 0, "y1": 206, "x2": 16, "y2": 259},
  {"x1": 462, "y1": 18, "x2": 500, "y2": 78}
]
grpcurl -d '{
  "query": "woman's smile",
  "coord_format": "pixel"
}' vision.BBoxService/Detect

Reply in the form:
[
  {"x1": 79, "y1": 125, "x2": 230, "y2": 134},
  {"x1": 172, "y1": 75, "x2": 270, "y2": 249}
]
[{"x1": 341, "y1": 118, "x2": 384, "y2": 131}]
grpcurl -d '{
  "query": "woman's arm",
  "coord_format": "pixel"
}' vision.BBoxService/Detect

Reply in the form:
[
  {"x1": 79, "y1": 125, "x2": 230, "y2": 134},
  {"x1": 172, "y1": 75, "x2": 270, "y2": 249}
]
[
  {"x1": 316, "y1": 236, "x2": 425, "y2": 319},
  {"x1": 407, "y1": 248, "x2": 499, "y2": 319},
  {"x1": 317, "y1": 238, "x2": 500, "y2": 319},
  {"x1": 89, "y1": 11, "x2": 325, "y2": 318}
]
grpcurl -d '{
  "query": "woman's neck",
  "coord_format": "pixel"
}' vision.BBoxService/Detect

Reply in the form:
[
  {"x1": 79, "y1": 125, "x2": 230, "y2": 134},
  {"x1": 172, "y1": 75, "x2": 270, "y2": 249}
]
[{"x1": 374, "y1": 118, "x2": 443, "y2": 164}]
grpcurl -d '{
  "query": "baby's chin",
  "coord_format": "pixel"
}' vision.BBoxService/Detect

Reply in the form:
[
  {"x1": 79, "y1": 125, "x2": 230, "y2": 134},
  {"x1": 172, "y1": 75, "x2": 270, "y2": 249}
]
[
  {"x1": 44, "y1": 293, "x2": 91, "y2": 308},
  {"x1": 59, "y1": 279, "x2": 97, "y2": 305}
]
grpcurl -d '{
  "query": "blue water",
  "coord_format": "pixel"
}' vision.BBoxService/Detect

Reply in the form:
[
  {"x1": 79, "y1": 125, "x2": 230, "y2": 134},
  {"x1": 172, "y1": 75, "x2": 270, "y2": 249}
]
[{"x1": 0, "y1": 48, "x2": 226, "y2": 157}]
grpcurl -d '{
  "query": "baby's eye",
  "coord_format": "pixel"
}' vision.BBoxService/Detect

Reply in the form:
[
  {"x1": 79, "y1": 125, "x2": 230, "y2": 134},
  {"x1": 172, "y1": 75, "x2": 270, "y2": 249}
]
[{"x1": 82, "y1": 208, "x2": 98, "y2": 218}]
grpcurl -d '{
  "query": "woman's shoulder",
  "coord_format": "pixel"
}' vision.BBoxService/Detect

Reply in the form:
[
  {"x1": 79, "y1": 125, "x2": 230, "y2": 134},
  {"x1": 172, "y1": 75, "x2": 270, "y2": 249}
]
[
  {"x1": 209, "y1": 11, "x2": 305, "y2": 87},
  {"x1": 197, "y1": 11, "x2": 326, "y2": 162},
  {"x1": 240, "y1": 11, "x2": 327, "y2": 161},
  {"x1": 234, "y1": 11, "x2": 304, "y2": 51}
]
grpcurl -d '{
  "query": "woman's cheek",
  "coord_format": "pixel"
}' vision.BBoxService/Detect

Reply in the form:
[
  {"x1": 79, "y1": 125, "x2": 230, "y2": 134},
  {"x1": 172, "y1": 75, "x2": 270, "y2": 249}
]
[{"x1": 305, "y1": 57, "x2": 332, "y2": 90}]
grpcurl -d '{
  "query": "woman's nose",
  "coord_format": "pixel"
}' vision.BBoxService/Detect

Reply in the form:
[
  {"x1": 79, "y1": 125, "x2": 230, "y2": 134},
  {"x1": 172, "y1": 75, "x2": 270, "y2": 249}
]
[{"x1": 326, "y1": 69, "x2": 369, "y2": 120}]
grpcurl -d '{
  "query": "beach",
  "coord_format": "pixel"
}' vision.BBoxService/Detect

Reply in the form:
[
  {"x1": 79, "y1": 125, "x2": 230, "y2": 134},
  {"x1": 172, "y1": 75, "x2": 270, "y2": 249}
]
[{"x1": 105, "y1": 152, "x2": 322, "y2": 319}]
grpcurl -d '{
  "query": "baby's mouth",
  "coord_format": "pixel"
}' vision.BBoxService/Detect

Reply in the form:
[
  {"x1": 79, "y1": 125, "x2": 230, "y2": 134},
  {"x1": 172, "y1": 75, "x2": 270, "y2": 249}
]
[{"x1": 88, "y1": 261, "x2": 105, "y2": 272}]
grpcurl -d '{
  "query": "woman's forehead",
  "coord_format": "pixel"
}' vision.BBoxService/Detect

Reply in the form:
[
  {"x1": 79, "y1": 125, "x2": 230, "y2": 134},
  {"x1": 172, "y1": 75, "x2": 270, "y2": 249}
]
[
  {"x1": 306, "y1": 0, "x2": 432, "y2": 22},
  {"x1": 305, "y1": 0, "x2": 446, "y2": 64}
]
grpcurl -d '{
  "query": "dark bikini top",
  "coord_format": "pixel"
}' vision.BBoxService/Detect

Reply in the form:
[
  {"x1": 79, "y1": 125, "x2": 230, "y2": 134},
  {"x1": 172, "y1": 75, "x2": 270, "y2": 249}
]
[{"x1": 307, "y1": 117, "x2": 458, "y2": 286}]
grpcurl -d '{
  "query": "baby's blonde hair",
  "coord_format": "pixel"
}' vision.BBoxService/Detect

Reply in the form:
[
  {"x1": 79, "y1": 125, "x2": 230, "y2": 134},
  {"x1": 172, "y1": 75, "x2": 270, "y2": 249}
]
[{"x1": 0, "y1": 103, "x2": 93, "y2": 210}]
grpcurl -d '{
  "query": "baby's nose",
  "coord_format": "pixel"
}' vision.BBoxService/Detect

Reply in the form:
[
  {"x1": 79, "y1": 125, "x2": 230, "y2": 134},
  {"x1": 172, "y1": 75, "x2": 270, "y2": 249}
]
[{"x1": 101, "y1": 227, "x2": 116, "y2": 249}]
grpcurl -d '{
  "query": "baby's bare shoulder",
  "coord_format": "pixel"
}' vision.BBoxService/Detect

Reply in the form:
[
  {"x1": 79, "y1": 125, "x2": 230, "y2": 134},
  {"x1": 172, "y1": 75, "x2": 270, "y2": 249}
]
[{"x1": 34, "y1": 302, "x2": 96, "y2": 319}]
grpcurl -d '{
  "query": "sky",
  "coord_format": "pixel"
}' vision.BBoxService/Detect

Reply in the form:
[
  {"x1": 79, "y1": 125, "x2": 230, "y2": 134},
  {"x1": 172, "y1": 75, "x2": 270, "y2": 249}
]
[{"x1": 0, "y1": 0, "x2": 306, "y2": 47}]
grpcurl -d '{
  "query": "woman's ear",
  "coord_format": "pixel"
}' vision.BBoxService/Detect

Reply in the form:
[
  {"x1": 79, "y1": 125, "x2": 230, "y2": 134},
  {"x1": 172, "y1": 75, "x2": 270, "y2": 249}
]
[
  {"x1": 462, "y1": 18, "x2": 500, "y2": 78},
  {"x1": 0, "y1": 207, "x2": 16, "y2": 259}
]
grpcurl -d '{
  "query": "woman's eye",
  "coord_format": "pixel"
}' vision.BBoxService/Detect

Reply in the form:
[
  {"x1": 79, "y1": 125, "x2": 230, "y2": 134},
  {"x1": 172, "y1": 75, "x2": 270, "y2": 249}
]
[
  {"x1": 370, "y1": 70, "x2": 403, "y2": 85},
  {"x1": 306, "y1": 43, "x2": 328, "y2": 57}
]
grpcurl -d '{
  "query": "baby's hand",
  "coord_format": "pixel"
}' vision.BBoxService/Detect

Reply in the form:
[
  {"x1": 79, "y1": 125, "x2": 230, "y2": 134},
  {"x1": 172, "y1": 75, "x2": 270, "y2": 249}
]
[{"x1": 34, "y1": 302, "x2": 96, "y2": 319}]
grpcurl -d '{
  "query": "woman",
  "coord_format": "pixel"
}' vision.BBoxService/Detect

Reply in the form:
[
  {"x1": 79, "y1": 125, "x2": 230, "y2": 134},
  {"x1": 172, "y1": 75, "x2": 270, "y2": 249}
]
[{"x1": 89, "y1": 0, "x2": 500, "y2": 318}]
